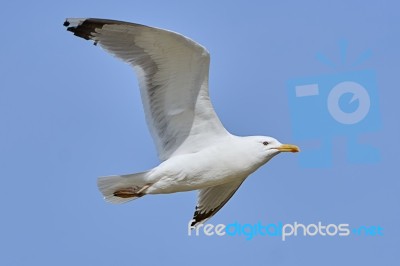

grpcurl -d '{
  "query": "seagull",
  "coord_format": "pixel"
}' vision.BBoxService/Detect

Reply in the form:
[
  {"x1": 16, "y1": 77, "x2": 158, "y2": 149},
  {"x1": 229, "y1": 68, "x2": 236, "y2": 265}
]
[{"x1": 64, "y1": 18, "x2": 300, "y2": 226}]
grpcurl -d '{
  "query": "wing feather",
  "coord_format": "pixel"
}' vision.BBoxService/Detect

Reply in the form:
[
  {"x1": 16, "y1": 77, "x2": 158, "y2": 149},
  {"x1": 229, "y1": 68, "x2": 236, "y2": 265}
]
[
  {"x1": 191, "y1": 179, "x2": 245, "y2": 226},
  {"x1": 64, "y1": 18, "x2": 228, "y2": 160}
]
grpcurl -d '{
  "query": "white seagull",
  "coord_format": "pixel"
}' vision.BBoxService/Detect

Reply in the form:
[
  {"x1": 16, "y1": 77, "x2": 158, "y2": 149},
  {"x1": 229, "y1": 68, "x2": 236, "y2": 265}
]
[{"x1": 64, "y1": 18, "x2": 300, "y2": 226}]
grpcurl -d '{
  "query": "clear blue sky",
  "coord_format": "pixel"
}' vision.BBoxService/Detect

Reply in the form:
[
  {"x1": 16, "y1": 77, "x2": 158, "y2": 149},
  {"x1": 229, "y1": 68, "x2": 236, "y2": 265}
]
[{"x1": 1, "y1": 1, "x2": 399, "y2": 265}]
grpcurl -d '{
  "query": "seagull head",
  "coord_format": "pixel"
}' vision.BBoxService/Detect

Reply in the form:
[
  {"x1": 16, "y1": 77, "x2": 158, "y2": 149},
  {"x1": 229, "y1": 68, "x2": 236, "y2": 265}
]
[{"x1": 248, "y1": 136, "x2": 300, "y2": 164}]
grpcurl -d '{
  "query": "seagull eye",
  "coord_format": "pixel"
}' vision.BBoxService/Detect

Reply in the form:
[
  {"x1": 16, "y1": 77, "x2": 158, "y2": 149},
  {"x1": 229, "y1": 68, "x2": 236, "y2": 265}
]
[{"x1": 263, "y1": 141, "x2": 269, "y2": 146}]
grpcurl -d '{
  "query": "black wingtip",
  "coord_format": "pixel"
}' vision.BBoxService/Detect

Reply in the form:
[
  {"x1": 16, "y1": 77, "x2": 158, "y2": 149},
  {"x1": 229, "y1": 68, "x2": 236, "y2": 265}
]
[
  {"x1": 64, "y1": 18, "x2": 147, "y2": 45},
  {"x1": 190, "y1": 208, "x2": 209, "y2": 227},
  {"x1": 190, "y1": 219, "x2": 197, "y2": 227},
  {"x1": 63, "y1": 19, "x2": 106, "y2": 41}
]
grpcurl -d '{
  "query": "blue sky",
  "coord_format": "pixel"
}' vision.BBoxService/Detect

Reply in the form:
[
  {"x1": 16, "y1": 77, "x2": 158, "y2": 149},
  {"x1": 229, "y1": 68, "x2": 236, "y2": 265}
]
[{"x1": 1, "y1": 1, "x2": 399, "y2": 265}]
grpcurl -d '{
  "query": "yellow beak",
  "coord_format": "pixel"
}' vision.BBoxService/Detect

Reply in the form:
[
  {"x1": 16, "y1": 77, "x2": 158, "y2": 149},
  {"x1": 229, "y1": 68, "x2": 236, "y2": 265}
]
[{"x1": 277, "y1": 144, "x2": 300, "y2": 153}]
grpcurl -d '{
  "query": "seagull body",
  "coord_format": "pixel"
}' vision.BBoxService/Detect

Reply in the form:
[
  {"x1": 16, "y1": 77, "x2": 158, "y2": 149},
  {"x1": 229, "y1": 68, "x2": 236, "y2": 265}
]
[
  {"x1": 64, "y1": 18, "x2": 299, "y2": 226},
  {"x1": 143, "y1": 136, "x2": 274, "y2": 193}
]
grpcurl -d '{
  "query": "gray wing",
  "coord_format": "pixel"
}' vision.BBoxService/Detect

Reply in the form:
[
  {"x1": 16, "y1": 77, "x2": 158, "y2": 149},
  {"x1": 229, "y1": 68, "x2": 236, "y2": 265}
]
[
  {"x1": 191, "y1": 179, "x2": 245, "y2": 227},
  {"x1": 64, "y1": 18, "x2": 229, "y2": 161}
]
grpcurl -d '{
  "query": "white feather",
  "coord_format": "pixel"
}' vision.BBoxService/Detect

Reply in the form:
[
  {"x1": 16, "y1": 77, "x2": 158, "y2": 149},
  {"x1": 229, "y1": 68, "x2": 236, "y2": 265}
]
[
  {"x1": 97, "y1": 172, "x2": 149, "y2": 204},
  {"x1": 86, "y1": 20, "x2": 229, "y2": 161}
]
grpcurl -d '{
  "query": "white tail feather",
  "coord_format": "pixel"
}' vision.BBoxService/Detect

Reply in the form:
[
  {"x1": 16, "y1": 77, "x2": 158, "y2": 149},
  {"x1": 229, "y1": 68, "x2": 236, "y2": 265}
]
[{"x1": 97, "y1": 171, "x2": 150, "y2": 204}]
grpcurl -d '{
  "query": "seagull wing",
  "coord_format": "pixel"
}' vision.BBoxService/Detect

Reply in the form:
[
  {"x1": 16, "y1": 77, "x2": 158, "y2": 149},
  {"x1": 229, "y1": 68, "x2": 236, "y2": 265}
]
[
  {"x1": 191, "y1": 179, "x2": 245, "y2": 226},
  {"x1": 64, "y1": 18, "x2": 229, "y2": 161}
]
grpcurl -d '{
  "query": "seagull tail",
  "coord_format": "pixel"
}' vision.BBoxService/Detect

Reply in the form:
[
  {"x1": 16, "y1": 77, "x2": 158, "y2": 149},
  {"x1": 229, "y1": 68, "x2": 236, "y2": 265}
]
[{"x1": 97, "y1": 171, "x2": 151, "y2": 204}]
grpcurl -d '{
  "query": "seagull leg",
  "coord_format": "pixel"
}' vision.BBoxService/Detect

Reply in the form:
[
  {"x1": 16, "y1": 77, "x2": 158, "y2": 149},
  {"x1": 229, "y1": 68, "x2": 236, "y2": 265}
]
[{"x1": 113, "y1": 184, "x2": 151, "y2": 198}]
